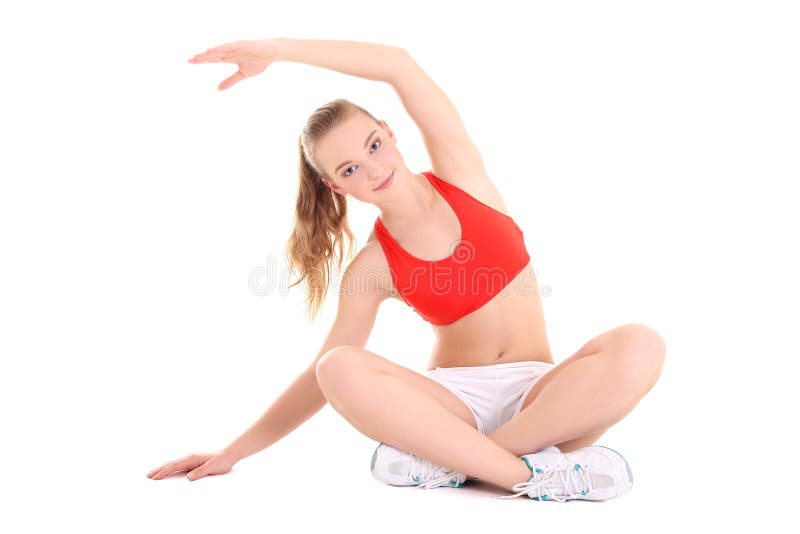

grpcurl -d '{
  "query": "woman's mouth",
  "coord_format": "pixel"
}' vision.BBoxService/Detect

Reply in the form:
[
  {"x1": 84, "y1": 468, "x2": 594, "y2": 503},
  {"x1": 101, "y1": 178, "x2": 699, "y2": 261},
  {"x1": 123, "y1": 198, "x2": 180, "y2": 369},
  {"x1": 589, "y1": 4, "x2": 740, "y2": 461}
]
[{"x1": 373, "y1": 171, "x2": 394, "y2": 191}]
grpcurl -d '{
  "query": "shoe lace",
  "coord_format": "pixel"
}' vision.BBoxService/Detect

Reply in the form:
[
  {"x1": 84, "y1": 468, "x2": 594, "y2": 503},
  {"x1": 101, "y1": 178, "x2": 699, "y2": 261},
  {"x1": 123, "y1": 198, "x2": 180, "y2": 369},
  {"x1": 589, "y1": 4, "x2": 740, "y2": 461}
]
[
  {"x1": 409, "y1": 455, "x2": 466, "y2": 490},
  {"x1": 492, "y1": 462, "x2": 593, "y2": 502}
]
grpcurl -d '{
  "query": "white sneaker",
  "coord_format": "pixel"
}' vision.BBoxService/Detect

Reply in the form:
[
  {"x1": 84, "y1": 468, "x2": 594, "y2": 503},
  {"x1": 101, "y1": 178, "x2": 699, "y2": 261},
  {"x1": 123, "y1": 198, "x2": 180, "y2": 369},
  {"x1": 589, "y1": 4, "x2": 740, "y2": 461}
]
[
  {"x1": 370, "y1": 442, "x2": 467, "y2": 489},
  {"x1": 493, "y1": 445, "x2": 634, "y2": 502}
]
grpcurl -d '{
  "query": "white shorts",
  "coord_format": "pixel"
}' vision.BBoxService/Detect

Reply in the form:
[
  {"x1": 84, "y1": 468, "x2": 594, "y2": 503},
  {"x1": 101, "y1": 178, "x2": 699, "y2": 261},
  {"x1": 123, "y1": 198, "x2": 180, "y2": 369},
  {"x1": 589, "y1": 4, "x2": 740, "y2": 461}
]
[{"x1": 427, "y1": 360, "x2": 556, "y2": 435}]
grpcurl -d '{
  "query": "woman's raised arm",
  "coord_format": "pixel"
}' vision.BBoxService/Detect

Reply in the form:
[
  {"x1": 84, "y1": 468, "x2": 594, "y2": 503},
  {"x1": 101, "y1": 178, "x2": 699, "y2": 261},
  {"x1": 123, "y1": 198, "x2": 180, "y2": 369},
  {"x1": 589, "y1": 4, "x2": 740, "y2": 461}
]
[
  {"x1": 188, "y1": 38, "x2": 486, "y2": 192},
  {"x1": 188, "y1": 37, "x2": 409, "y2": 91},
  {"x1": 273, "y1": 37, "x2": 407, "y2": 83}
]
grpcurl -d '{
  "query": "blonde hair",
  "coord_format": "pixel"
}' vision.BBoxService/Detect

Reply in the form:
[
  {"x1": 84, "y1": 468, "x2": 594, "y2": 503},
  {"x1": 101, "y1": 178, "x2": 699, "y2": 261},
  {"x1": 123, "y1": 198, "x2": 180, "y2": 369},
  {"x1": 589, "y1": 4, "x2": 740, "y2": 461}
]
[{"x1": 285, "y1": 98, "x2": 382, "y2": 322}]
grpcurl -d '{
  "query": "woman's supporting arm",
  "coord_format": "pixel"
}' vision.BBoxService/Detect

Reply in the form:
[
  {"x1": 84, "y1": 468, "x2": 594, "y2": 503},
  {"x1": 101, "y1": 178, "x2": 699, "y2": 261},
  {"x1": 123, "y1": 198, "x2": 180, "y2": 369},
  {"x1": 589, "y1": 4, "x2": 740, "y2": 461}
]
[
  {"x1": 222, "y1": 251, "x2": 384, "y2": 462},
  {"x1": 223, "y1": 366, "x2": 327, "y2": 462},
  {"x1": 273, "y1": 37, "x2": 408, "y2": 84}
]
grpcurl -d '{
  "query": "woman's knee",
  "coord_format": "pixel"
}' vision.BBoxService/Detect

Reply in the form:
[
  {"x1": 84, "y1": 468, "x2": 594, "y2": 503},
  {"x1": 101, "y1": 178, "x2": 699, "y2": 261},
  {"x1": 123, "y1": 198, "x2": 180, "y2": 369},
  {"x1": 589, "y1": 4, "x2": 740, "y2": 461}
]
[
  {"x1": 615, "y1": 324, "x2": 666, "y2": 386},
  {"x1": 315, "y1": 345, "x2": 367, "y2": 385}
]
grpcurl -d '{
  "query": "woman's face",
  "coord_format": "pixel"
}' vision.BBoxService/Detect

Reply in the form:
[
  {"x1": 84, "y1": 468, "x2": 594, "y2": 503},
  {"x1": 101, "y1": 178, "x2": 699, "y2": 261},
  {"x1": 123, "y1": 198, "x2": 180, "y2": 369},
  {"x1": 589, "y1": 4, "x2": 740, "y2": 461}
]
[{"x1": 314, "y1": 114, "x2": 403, "y2": 201}]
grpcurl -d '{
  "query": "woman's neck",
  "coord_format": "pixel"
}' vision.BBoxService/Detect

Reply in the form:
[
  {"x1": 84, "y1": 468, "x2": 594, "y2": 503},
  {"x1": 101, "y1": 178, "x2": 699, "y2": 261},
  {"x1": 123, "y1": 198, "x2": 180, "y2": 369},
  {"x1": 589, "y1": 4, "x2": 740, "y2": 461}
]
[{"x1": 378, "y1": 171, "x2": 436, "y2": 230}]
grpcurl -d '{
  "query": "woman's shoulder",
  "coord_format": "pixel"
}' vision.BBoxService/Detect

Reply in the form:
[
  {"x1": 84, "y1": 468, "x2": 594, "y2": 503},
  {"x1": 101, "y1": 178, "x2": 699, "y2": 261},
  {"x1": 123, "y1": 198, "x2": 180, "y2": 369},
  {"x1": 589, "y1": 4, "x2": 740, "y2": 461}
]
[
  {"x1": 429, "y1": 165, "x2": 512, "y2": 218},
  {"x1": 345, "y1": 237, "x2": 400, "y2": 302},
  {"x1": 351, "y1": 235, "x2": 386, "y2": 269}
]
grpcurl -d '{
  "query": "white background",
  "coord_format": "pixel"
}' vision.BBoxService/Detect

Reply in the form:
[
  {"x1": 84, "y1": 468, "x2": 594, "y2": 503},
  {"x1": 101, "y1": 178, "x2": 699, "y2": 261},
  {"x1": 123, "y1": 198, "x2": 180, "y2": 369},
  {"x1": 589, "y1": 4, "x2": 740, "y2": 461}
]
[{"x1": 1, "y1": 0, "x2": 796, "y2": 531}]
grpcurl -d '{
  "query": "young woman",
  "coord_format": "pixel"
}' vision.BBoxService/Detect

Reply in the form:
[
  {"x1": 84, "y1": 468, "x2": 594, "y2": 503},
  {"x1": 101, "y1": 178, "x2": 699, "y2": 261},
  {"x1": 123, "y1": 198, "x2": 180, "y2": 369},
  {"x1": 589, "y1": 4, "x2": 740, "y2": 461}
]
[{"x1": 147, "y1": 37, "x2": 666, "y2": 502}]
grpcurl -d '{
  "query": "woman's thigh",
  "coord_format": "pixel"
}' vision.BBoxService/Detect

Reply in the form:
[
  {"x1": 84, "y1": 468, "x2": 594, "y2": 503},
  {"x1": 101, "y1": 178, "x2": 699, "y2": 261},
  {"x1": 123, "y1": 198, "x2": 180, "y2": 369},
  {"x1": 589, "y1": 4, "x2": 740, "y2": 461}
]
[{"x1": 315, "y1": 346, "x2": 480, "y2": 431}]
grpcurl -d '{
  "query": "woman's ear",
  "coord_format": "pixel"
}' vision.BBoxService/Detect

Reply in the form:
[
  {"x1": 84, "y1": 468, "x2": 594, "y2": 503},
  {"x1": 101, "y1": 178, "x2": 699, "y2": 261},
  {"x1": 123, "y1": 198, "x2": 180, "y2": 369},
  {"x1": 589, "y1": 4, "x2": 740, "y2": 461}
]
[
  {"x1": 322, "y1": 177, "x2": 344, "y2": 194},
  {"x1": 380, "y1": 119, "x2": 396, "y2": 141}
]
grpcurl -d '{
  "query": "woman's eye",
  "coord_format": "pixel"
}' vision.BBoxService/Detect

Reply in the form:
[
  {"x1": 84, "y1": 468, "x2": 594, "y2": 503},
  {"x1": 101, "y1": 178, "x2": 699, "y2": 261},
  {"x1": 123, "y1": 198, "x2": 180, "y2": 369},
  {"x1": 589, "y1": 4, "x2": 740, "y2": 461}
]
[{"x1": 343, "y1": 139, "x2": 381, "y2": 177}]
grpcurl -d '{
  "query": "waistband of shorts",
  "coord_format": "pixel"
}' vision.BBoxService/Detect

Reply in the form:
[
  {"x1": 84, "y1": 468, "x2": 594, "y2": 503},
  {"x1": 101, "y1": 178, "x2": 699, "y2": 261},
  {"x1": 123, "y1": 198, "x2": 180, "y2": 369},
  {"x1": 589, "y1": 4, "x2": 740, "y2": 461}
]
[{"x1": 431, "y1": 360, "x2": 554, "y2": 373}]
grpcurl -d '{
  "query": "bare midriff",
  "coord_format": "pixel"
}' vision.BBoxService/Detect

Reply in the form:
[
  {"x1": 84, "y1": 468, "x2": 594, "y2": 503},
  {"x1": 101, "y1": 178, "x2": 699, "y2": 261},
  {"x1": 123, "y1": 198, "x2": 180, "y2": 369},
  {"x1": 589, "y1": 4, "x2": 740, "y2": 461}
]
[{"x1": 383, "y1": 262, "x2": 554, "y2": 371}]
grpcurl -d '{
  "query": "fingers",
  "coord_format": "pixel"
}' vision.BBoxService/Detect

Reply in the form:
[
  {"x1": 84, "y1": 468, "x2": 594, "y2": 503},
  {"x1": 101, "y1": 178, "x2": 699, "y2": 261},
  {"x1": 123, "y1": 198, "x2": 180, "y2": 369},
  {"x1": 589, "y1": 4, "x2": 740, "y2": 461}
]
[
  {"x1": 147, "y1": 464, "x2": 166, "y2": 478},
  {"x1": 186, "y1": 465, "x2": 205, "y2": 480},
  {"x1": 207, "y1": 43, "x2": 240, "y2": 55},
  {"x1": 218, "y1": 71, "x2": 246, "y2": 91},
  {"x1": 148, "y1": 462, "x2": 178, "y2": 480},
  {"x1": 188, "y1": 54, "x2": 228, "y2": 64},
  {"x1": 187, "y1": 457, "x2": 217, "y2": 480},
  {"x1": 188, "y1": 43, "x2": 239, "y2": 64},
  {"x1": 147, "y1": 457, "x2": 194, "y2": 480}
]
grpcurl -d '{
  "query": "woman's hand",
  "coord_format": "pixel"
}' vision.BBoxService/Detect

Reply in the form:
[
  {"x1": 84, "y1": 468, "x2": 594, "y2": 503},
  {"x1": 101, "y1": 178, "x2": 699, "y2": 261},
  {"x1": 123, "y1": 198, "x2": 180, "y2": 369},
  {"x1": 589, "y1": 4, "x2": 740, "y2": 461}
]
[
  {"x1": 147, "y1": 449, "x2": 238, "y2": 481},
  {"x1": 188, "y1": 39, "x2": 279, "y2": 91}
]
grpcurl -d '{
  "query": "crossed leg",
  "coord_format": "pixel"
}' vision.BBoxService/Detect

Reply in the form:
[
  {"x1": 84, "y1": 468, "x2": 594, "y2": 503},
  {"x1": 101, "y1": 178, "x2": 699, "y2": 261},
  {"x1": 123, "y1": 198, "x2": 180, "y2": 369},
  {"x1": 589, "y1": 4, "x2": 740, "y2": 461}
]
[
  {"x1": 315, "y1": 323, "x2": 666, "y2": 492},
  {"x1": 489, "y1": 323, "x2": 666, "y2": 455}
]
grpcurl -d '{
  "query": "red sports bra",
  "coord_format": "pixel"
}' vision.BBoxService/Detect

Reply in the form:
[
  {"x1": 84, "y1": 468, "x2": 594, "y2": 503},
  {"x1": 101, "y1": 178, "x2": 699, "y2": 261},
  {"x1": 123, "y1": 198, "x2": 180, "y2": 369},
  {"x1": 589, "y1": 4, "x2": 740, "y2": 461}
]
[{"x1": 373, "y1": 170, "x2": 531, "y2": 325}]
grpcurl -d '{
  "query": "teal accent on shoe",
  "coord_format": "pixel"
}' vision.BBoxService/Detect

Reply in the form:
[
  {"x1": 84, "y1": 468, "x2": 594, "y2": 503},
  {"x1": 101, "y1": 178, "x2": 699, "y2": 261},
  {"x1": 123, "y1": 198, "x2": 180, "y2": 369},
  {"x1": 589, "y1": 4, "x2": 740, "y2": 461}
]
[
  {"x1": 597, "y1": 445, "x2": 634, "y2": 484},
  {"x1": 414, "y1": 476, "x2": 420, "y2": 482},
  {"x1": 574, "y1": 464, "x2": 580, "y2": 471},
  {"x1": 535, "y1": 468, "x2": 543, "y2": 474},
  {"x1": 542, "y1": 495, "x2": 548, "y2": 500},
  {"x1": 581, "y1": 490, "x2": 587, "y2": 495},
  {"x1": 532, "y1": 497, "x2": 539, "y2": 501},
  {"x1": 449, "y1": 480, "x2": 455, "y2": 486},
  {"x1": 521, "y1": 457, "x2": 534, "y2": 472}
]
